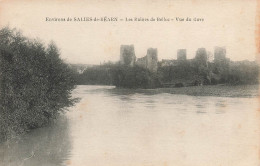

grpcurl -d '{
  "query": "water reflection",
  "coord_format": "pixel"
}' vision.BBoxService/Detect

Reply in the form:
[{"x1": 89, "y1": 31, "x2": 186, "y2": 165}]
[
  {"x1": 215, "y1": 100, "x2": 228, "y2": 114},
  {"x1": 0, "y1": 116, "x2": 71, "y2": 166}
]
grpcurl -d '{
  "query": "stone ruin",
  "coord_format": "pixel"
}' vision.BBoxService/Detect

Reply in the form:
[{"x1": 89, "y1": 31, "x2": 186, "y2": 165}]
[
  {"x1": 146, "y1": 48, "x2": 158, "y2": 72},
  {"x1": 136, "y1": 48, "x2": 158, "y2": 72},
  {"x1": 119, "y1": 45, "x2": 228, "y2": 73},
  {"x1": 214, "y1": 47, "x2": 226, "y2": 63},
  {"x1": 120, "y1": 45, "x2": 136, "y2": 66},
  {"x1": 177, "y1": 49, "x2": 187, "y2": 61},
  {"x1": 195, "y1": 48, "x2": 208, "y2": 66}
]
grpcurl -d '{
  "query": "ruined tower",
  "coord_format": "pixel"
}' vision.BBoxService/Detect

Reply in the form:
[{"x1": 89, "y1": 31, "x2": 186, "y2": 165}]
[
  {"x1": 195, "y1": 48, "x2": 208, "y2": 66},
  {"x1": 177, "y1": 49, "x2": 187, "y2": 61},
  {"x1": 214, "y1": 47, "x2": 226, "y2": 63},
  {"x1": 120, "y1": 45, "x2": 136, "y2": 66},
  {"x1": 146, "y1": 48, "x2": 158, "y2": 72}
]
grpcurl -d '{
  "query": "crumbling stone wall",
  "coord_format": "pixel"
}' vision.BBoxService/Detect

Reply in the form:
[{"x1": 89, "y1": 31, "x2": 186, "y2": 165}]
[{"x1": 136, "y1": 56, "x2": 147, "y2": 67}]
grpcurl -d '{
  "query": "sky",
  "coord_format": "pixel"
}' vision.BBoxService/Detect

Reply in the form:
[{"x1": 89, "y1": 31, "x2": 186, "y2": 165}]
[{"x1": 0, "y1": 0, "x2": 258, "y2": 64}]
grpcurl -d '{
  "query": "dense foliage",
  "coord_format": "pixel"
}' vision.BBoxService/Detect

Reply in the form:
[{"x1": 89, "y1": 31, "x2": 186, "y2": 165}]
[
  {"x1": 226, "y1": 62, "x2": 259, "y2": 85},
  {"x1": 0, "y1": 27, "x2": 77, "y2": 141},
  {"x1": 158, "y1": 61, "x2": 202, "y2": 86},
  {"x1": 76, "y1": 64, "x2": 161, "y2": 88},
  {"x1": 158, "y1": 59, "x2": 259, "y2": 87},
  {"x1": 110, "y1": 65, "x2": 161, "y2": 88},
  {"x1": 76, "y1": 58, "x2": 258, "y2": 88},
  {"x1": 76, "y1": 64, "x2": 113, "y2": 85}
]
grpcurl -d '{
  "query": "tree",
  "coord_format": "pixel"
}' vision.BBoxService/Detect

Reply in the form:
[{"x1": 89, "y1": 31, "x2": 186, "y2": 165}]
[{"x1": 0, "y1": 27, "x2": 77, "y2": 141}]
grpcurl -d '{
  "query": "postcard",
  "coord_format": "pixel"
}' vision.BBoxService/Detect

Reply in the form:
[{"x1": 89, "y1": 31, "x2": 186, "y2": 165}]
[{"x1": 0, "y1": 0, "x2": 259, "y2": 166}]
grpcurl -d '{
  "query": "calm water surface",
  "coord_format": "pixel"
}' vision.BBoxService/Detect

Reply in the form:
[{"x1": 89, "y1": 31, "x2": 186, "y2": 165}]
[{"x1": 0, "y1": 85, "x2": 259, "y2": 166}]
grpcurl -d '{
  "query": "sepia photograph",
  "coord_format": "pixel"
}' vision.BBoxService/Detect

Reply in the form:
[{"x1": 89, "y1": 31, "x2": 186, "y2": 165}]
[{"x1": 0, "y1": 0, "x2": 259, "y2": 166}]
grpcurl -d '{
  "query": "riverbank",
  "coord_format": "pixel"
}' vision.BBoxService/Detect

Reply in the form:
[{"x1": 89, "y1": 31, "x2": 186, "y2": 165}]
[{"x1": 110, "y1": 84, "x2": 259, "y2": 98}]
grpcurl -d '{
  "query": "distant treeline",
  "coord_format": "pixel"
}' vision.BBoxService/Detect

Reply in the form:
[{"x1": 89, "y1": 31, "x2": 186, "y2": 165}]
[
  {"x1": 76, "y1": 58, "x2": 259, "y2": 88},
  {"x1": 158, "y1": 60, "x2": 259, "y2": 86},
  {"x1": 76, "y1": 64, "x2": 113, "y2": 85},
  {"x1": 0, "y1": 27, "x2": 77, "y2": 142}
]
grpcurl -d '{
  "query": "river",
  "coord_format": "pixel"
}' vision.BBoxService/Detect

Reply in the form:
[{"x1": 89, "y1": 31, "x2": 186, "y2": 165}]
[{"x1": 0, "y1": 85, "x2": 259, "y2": 166}]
